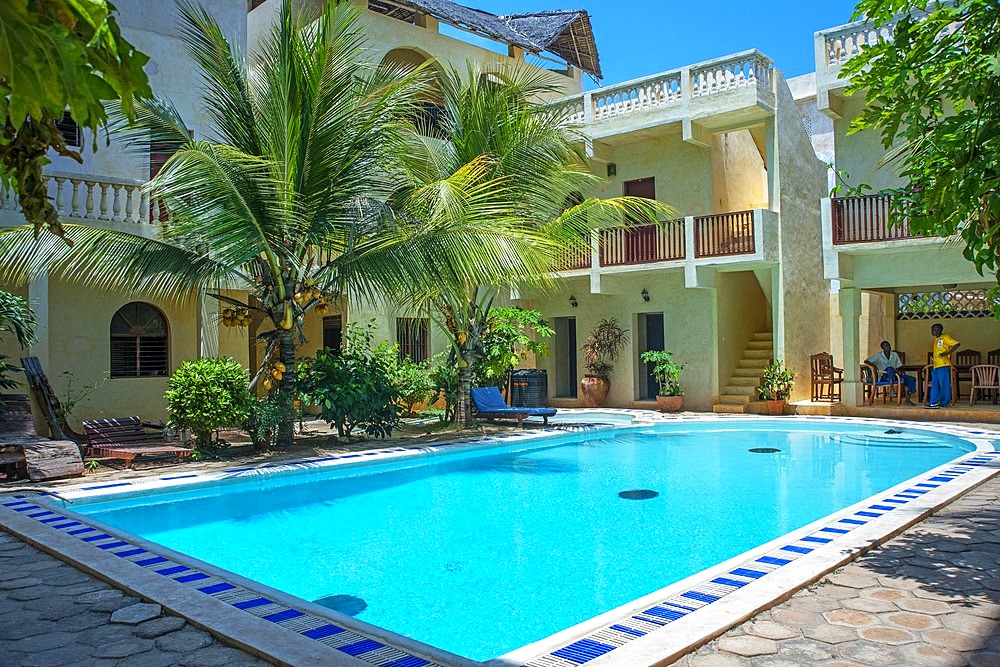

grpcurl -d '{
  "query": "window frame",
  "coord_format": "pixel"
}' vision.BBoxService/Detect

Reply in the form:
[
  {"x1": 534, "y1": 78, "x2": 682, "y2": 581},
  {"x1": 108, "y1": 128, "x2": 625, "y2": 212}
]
[
  {"x1": 396, "y1": 317, "x2": 430, "y2": 363},
  {"x1": 110, "y1": 302, "x2": 170, "y2": 379}
]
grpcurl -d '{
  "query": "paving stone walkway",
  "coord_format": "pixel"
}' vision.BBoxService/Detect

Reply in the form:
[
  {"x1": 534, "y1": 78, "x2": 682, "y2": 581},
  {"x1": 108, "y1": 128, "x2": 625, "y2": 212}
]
[
  {"x1": 680, "y1": 475, "x2": 1000, "y2": 666},
  {"x1": 0, "y1": 532, "x2": 272, "y2": 667}
]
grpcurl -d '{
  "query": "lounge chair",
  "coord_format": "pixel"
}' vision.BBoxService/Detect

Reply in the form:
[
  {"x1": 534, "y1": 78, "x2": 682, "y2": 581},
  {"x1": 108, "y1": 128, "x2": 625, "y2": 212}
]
[
  {"x1": 82, "y1": 417, "x2": 192, "y2": 469},
  {"x1": 470, "y1": 386, "x2": 557, "y2": 427}
]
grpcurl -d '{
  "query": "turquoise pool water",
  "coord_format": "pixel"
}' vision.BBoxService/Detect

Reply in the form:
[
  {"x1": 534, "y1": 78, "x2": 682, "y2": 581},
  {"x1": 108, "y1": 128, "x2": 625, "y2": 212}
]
[{"x1": 70, "y1": 420, "x2": 974, "y2": 660}]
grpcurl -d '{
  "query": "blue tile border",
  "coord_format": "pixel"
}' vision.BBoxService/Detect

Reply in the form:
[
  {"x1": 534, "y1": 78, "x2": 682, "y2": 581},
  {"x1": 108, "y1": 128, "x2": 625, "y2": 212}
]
[
  {"x1": 0, "y1": 496, "x2": 447, "y2": 667},
  {"x1": 521, "y1": 447, "x2": 1000, "y2": 666}
]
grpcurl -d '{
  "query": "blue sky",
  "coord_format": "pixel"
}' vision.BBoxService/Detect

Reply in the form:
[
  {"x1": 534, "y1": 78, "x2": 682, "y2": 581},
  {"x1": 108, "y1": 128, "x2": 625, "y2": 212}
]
[{"x1": 456, "y1": 0, "x2": 861, "y2": 88}]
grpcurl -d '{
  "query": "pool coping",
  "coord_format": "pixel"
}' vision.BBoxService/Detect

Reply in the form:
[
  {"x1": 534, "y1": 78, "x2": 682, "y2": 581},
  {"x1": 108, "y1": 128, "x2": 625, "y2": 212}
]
[{"x1": 2, "y1": 414, "x2": 998, "y2": 667}]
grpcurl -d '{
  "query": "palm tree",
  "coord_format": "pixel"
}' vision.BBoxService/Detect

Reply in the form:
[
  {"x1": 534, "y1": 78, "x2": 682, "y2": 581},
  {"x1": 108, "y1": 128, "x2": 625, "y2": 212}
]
[
  {"x1": 393, "y1": 64, "x2": 674, "y2": 426},
  {"x1": 0, "y1": 2, "x2": 571, "y2": 445}
]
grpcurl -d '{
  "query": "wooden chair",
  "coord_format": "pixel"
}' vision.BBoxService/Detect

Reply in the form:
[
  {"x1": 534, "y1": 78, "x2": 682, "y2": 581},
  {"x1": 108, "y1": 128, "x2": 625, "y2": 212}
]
[
  {"x1": 83, "y1": 417, "x2": 192, "y2": 469},
  {"x1": 988, "y1": 348, "x2": 1000, "y2": 366},
  {"x1": 969, "y1": 365, "x2": 1000, "y2": 406},
  {"x1": 860, "y1": 365, "x2": 902, "y2": 405},
  {"x1": 810, "y1": 352, "x2": 843, "y2": 402},
  {"x1": 955, "y1": 349, "x2": 981, "y2": 398},
  {"x1": 20, "y1": 356, "x2": 85, "y2": 443}
]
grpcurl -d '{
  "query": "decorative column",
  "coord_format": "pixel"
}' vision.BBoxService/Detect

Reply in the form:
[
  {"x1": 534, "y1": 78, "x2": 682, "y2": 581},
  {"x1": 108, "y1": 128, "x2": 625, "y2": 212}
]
[
  {"x1": 27, "y1": 271, "x2": 50, "y2": 371},
  {"x1": 197, "y1": 291, "x2": 219, "y2": 359}
]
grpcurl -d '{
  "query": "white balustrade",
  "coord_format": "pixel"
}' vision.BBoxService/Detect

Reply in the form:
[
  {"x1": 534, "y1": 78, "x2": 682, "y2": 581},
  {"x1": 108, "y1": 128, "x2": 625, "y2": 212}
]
[
  {"x1": 547, "y1": 51, "x2": 772, "y2": 126},
  {"x1": 36, "y1": 172, "x2": 153, "y2": 224},
  {"x1": 691, "y1": 52, "x2": 771, "y2": 97},
  {"x1": 823, "y1": 21, "x2": 897, "y2": 66}
]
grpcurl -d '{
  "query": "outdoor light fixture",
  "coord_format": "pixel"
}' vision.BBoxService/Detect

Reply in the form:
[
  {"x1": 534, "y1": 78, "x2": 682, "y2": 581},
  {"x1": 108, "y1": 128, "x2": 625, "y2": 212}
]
[
  {"x1": 607, "y1": 163, "x2": 617, "y2": 177},
  {"x1": 641, "y1": 288, "x2": 650, "y2": 302},
  {"x1": 569, "y1": 295, "x2": 578, "y2": 308}
]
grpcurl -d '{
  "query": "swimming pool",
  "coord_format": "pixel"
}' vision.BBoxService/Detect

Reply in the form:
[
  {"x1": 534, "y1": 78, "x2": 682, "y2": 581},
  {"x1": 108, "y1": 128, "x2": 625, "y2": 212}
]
[{"x1": 60, "y1": 418, "x2": 978, "y2": 662}]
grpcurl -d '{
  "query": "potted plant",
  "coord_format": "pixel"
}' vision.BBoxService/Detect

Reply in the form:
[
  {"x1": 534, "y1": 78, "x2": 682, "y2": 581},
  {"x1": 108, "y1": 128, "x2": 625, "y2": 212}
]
[
  {"x1": 641, "y1": 349, "x2": 684, "y2": 412},
  {"x1": 580, "y1": 318, "x2": 629, "y2": 407},
  {"x1": 759, "y1": 360, "x2": 795, "y2": 415}
]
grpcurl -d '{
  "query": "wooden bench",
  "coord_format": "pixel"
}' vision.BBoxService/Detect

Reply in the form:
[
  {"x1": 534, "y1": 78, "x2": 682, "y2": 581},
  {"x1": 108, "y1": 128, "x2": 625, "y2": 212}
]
[{"x1": 82, "y1": 417, "x2": 192, "y2": 469}]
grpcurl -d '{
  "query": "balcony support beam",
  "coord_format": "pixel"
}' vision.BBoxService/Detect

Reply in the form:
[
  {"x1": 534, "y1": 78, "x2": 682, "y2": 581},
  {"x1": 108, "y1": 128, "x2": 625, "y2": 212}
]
[
  {"x1": 682, "y1": 119, "x2": 712, "y2": 147},
  {"x1": 818, "y1": 89, "x2": 844, "y2": 120}
]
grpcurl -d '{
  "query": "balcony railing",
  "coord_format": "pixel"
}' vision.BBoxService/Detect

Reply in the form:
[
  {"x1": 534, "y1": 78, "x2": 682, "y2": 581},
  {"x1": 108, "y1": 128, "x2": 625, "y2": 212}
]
[
  {"x1": 831, "y1": 194, "x2": 917, "y2": 244},
  {"x1": 0, "y1": 172, "x2": 153, "y2": 225},
  {"x1": 555, "y1": 210, "x2": 763, "y2": 271},
  {"x1": 600, "y1": 220, "x2": 685, "y2": 266},
  {"x1": 549, "y1": 50, "x2": 772, "y2": 126},
  {"x1": 694, "y1": 210, "x2": 755, "y2": 257}
]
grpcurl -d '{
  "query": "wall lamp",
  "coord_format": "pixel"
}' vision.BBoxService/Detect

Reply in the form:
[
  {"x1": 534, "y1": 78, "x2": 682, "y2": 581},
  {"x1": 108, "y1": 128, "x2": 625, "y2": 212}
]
[
  {"x1": 569, "y1": 295, "x2": 578, "y2": 308},
  {"x1": 641, "y1": 288, "x2": 650, "y2": 302}
]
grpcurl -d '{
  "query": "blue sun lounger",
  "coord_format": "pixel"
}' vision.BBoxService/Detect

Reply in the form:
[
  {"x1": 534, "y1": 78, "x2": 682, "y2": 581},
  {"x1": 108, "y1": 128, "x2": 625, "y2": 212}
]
[{"x1": 470, "y1": 386, "x2": 557, "y2": 427}]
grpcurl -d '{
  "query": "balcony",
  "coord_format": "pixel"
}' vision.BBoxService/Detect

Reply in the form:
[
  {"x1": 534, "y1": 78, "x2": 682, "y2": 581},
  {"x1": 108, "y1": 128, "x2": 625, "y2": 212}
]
[
  {"x1": 558, "y1": 208, "x2": 775, "y2": 272},
  {"x1": 0, "y1": 172, "x2": 156, "y2": 231},
  {"x1": 830, "y1": 194, "x2": 918, "y2": 245},
  {"x1": 548, "y1": 50, "x2": 775, "y2": 139}
]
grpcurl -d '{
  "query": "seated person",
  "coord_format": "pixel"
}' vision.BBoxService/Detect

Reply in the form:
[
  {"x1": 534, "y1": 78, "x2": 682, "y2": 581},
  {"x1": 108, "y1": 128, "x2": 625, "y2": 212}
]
[{"x1": 865, "y1": 340, "x2": 917, "y2": 404}]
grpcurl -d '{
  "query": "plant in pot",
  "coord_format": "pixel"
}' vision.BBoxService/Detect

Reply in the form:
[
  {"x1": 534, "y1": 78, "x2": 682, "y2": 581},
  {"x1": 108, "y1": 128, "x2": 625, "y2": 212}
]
[
  {"x1": 759, "y1": 360, "x2": 795, "y2": 416},
  {"x1": 580, "y1": 318, "x2": 629, "y2": 407},
  {"x1": 640, "y1": 349, "x2": 684, "y2": 412}
]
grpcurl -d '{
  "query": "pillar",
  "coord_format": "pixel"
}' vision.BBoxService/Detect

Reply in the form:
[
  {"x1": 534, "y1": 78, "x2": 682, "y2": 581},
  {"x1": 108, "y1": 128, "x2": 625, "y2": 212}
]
[{"x1": 839, "y1": 286, "x2": 862, "y2": 405}]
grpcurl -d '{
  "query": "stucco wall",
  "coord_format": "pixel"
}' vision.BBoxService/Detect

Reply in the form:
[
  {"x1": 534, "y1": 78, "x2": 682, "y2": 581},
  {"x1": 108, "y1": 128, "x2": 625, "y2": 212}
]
[
  {"x1": 896, "y1": 318, "x2": 1000, "y2": 366},
  {"x1": 711, "y1": 130, "x2": 768, "y2": 214},
  {"x1": 832, "y1": 95, "x2": 905, "y2": 192},
  {"x1": 527, "y1": 270, "x2": 717, "y2": 411},
  {"x1": 772, "y1": 71, "x2": 830, "y2": 400},
  {"x1": 592, "y1": 134, "x2": 712, "y2": 215}
]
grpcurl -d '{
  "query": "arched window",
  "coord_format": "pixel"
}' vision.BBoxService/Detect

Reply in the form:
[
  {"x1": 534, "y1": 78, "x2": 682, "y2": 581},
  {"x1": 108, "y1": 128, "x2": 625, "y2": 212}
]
[{"x1": 110, "y1": 302, "x2": 169, "y2": 378}]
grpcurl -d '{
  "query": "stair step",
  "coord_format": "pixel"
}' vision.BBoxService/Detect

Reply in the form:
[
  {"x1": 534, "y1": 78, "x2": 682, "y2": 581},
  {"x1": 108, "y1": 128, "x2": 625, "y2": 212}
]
[
  {"x1": 713, "y1": 404, "x2": 748, "y2": 414},
  {"x1": 729, "y1": 376, "x2": 760, "y2": 386},
  {"x1": 752, "y1": 332, "x2": 773, "y2": 341},
  {"x1": 744, "y1": 349, "x2": 772, "y2": 360},
  {"x1": 746, "y1": 341, "x2": 772, "y2": 350},
  {"x1": 733, "y1": 368, "x2": 765, "y2": 377},
  {"x1": 719, "y1": 394, "x2": 752, "y2": 404}
]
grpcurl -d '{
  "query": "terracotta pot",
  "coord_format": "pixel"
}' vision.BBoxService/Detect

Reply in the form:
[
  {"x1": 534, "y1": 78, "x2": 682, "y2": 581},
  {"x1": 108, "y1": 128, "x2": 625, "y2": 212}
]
[
  {"x1": 655, "y1": 395, "x2": 684, "y2": 412},
  {"x1": 766, "y1": 399, "x2": 786, "y2": 416},
  {"x1": 580, "y1": 375, "x2": 610, "y2": 407}
]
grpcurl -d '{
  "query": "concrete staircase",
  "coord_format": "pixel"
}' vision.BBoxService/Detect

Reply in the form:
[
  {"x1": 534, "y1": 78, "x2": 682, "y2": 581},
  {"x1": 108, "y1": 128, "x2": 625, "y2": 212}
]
[{"x1": 713, "y1": 332, "x2": 773, "y2": 414}]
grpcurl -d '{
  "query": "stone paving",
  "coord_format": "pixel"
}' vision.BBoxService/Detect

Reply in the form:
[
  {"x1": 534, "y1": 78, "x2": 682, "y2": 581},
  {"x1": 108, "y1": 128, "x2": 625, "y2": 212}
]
[
  {"x1": 679, "y1": 475, "x2": 1000, "y2": 666},
  {"x1": 0, "y1": 532, "x2": 272, "y2": 667}
]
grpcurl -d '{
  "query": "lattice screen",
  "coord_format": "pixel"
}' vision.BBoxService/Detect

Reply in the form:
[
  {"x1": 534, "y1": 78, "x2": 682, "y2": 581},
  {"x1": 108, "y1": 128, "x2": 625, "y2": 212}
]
[{"x1": 896, "y1": 289, "x2": 997, "y2": 320}]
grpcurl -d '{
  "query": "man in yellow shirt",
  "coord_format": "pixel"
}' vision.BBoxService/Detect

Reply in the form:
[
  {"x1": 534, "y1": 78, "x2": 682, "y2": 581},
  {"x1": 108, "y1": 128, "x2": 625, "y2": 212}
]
[{"x1": 928, "y1": 323, "x2": 960, "y2": 408}]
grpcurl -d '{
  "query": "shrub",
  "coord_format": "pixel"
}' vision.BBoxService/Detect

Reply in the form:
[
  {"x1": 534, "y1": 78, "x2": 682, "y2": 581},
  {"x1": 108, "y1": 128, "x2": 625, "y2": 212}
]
[
  {"x1": 759, "y1": 361, "x2": 795, "y2": 400},
  {"x1": 390, "y1": 353, "x2": 435, "y2": 417},
  {"x1": 428, "y1": 353, "x2": 458, "y2": 422},
  {"x1": 165, "y1": 357, "x2": 254, "y2": 453},
  {"x1": 0, "y1": 290, "x2": 36, "y2": 401},
  {"x1": 476, "y1": 307, "x2": 553, "y2": 390},
  {"x1": 244, "y1": 393, "x2": 289, "y2": 451},
  {"x1": 297, "y1": 321, "x2": 399, "y2": 438}
]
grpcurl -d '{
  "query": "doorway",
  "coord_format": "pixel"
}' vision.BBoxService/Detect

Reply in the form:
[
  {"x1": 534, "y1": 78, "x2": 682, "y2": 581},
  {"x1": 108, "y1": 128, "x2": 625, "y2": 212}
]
[
  {"x1": 637, "y1": 313, "x2": 665, "y2": 399},
  {"x1": 553, "y1": 317, "x2": 577, "y2": 398}
]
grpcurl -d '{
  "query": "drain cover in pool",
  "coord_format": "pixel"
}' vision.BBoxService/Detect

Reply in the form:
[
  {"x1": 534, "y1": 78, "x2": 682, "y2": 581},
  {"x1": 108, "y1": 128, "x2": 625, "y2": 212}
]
[
  {"x1": 618, "y1": 489, "x2": 659, "y2": 500},
  {"x1": 749, "y1": 447, "x2": 781, "y2": 453}
]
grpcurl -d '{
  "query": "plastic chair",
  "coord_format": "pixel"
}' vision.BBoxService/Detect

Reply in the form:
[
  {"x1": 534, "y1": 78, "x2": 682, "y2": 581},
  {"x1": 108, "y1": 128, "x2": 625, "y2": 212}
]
[
  {"x1": 969, "y1": 365, "x2": 1000, "y2": 406},
  {"x1": 860, "y1": 365, "x2": 902, "y2": 405},
  {"x1": 810, "y1": 352, "x2": 843, "y2": 402}
]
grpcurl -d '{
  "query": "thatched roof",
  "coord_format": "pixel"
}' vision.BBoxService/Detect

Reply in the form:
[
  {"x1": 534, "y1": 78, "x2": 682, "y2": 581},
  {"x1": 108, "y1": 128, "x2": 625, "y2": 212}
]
[{"x1": 368, "y1": 0, "x2": 602, "y2": 78}]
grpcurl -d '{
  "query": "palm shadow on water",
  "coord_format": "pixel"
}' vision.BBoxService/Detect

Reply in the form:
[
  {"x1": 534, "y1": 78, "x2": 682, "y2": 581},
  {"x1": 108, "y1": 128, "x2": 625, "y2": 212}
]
[{"x1": 840, "y1": 463, "x2": 1000, "y2": 658}]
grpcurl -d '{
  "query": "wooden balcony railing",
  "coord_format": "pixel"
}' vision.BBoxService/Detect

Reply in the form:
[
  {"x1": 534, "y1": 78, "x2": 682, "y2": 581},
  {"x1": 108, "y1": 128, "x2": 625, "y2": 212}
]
[
  {"x1": 694, "y1": 210, "x2": 755, "y2": 258},
  {"x1": 557, "y1": 246, "x2": 591, "y2": 271},
  {"x1": 831, "y1": 194, "x2": 917, "y2": 244},
  {"x1": 599, "y1": 221, "x2": 685, "y2": 266}
]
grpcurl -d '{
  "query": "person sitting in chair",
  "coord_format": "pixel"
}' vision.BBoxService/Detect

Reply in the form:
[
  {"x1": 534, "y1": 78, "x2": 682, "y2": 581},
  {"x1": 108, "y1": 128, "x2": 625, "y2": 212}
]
[{"x1": 864, "y1": 340, "x2": 917, "y2": 405}]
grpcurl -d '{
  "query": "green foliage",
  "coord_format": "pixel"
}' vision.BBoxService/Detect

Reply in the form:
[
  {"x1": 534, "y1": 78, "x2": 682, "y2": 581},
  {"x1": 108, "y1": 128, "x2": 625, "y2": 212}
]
[
  {"x1": 165, "y1": 357, "x2": 254, "y2": 453},
  {"x1": 843, "y1": 0, "x2": 1000, "y2": 309},
  {"x1": 84, "y1": 459, "x2": 101, "y2": 473},
  {"x1": 243, "y1": 393, "x2": 290, "y2": 451},
  {"x1": 640, "y1": 350, "x2": 683, "y2": 396},
  {"x1": 477, "y1": 307, "x2": 553, "y2": 389},
  {"x1": 296, "y1": 321, "x2": 399, "y2": 438},
  {"x1": 0, "y1": 0, "x2": 151, "y2": 237},
  {"x1": 390, "y1": 353, "x2": 435, "y2": 417},
  {"x1": 428, "y1": 353, "x2": 458, "y2": 422},
  {"x1": 582, "y1": 318, "x2": 630, "y2": 379},
  {"x1": 758, "y1": 361, "x2": 795, "y2": 401},
  {"x1": 0, "y1": 290, "x2": 35, "y2": 399}
]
